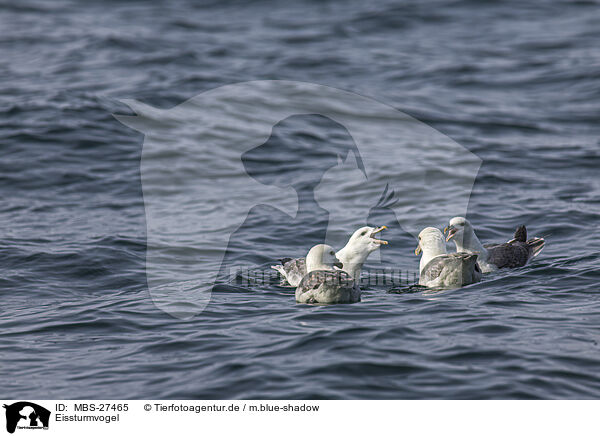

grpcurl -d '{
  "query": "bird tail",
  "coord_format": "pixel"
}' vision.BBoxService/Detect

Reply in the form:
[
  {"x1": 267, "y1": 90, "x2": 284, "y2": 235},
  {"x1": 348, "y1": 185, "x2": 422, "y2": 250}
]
[
  {"x1": 271, "y1": 265, "x2": 285, "y2": 275},
  {"x1": 507, "y1": 225, "x2": 527, "y2": 243},
  {"x1": 271, "y1": 258, "x2": 291, "y2": 275},
  {"x1": 527, "y1": 237, "x2": 545, "y2": 258}
]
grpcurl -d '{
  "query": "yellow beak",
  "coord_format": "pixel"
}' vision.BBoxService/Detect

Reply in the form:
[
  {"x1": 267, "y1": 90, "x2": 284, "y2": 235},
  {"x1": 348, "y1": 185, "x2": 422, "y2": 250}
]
[
  {"x1": 415, "y1": 245, "x2": 422, "y2": 256},
  {"x1": 371, "y1": 226, "x2": 389, "y2": 245},
  {"x1": 445, "y1": 225, "x2": 458, "y2": 242}
]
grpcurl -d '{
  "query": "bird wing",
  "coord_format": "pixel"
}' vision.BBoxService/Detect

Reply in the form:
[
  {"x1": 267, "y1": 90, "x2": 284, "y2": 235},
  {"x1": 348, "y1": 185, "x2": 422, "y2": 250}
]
[
  {"x1": 296, "y1": 270, "x2": 357, "y2": 303},
  {"x1": 421, "y1": 253, "x2": 476, "y2": 281},
  {"x1": 486, "y1": 243, "x2": 530, "y2": 268}
]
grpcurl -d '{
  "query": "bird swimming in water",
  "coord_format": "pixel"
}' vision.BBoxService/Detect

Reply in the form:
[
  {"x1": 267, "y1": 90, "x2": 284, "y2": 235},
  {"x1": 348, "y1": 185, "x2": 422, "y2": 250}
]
[
  {"x1": 444, "y1": 217, "x2": 545, "y2": 273},
  {"x1": 295, "y1": 244, "x2": 361, "y2": 304},
  {"x1": 415, "y1": 227, "x2": 481, "y2": 289},
  {"x1": 272, "y1": 225, "x2": 387, "y2": 286}
]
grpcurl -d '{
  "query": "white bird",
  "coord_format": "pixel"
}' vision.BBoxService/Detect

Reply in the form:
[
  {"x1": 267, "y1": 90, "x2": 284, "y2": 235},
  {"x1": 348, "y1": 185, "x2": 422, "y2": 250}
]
[
  {"x1": 295, "y1": 244, "x2": 360, "y2": 304},
  {"x1": 444, "y1": 217, "x2": 545, "y2": 273},
  {"x1": 415, "y1": 227, "x2": 481, "y2": 289},
  {"x1": 271, "y1": 225, "x2": 387, "y2": 286}
]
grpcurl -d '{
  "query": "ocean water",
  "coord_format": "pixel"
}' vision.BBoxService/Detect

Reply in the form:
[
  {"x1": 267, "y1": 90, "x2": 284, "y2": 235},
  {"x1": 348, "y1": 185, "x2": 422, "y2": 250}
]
[{"x1": 1, "y1": 0, "x2": 600, "y2": 399}]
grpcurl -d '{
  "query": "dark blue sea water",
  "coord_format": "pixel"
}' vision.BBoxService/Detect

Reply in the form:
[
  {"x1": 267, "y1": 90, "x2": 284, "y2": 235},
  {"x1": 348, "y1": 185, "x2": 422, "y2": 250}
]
[{"x1": 2, "y1": 0, "x2": 600, "y2": 399}]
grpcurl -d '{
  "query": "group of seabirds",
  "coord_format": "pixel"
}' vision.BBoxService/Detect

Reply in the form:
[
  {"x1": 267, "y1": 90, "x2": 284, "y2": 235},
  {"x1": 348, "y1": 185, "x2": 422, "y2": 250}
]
[{"x1": 271, "y1": 217, "x2": 545, "y2": 305}]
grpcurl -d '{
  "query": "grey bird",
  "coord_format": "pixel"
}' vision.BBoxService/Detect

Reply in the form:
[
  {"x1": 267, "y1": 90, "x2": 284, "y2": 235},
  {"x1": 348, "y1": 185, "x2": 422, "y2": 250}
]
[
  {"x1": 295, "y1": 244, "x2": 361, "y2": 304},
  {"x1": 415, "y1": 227, "x2": 481, "y2": 289},
  {"x1": 444, "y1": 217, "x2": 545, "y2": 273}
]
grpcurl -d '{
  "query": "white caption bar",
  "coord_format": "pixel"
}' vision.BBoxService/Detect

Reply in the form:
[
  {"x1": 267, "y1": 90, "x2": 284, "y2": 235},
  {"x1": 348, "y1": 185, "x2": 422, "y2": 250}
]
[{"x1": 0, "y1": 400, "x2": 597, "y2": 436}]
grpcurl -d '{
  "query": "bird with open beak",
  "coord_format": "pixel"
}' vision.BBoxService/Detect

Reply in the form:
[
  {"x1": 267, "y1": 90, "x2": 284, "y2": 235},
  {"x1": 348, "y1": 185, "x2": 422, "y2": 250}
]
[
  {"x1": 272, "y1": 225, "x2": 388, "y2": 286},
  {"x1": 335, "y1": 225, "x2": 388, "y2": 282}
]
